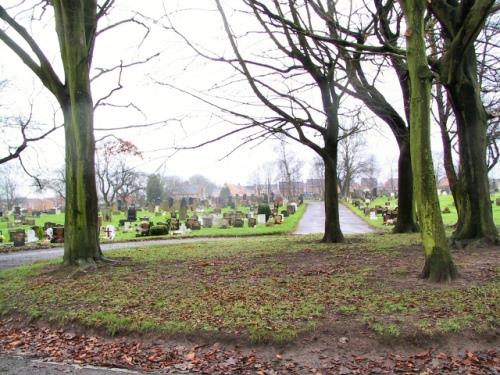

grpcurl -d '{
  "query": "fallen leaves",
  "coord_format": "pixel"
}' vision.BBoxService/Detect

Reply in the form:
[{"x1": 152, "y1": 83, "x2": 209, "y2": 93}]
[{"x1": 0, "y1": 317, "x2": 498, "y2": 374}]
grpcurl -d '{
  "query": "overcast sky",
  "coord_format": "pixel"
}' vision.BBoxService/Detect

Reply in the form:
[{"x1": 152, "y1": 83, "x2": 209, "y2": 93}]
[{"x1": 2, "y1": 0, "x2": 494, "y2": 197}]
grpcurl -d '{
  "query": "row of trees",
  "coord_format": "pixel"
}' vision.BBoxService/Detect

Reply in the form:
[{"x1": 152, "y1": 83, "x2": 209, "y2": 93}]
[
  {"x1": 187, "y1": 0, "x2": 498, "y2": 281},
  {"x1": 0, "y1": 1, "x2": 497, "y2": 281}
]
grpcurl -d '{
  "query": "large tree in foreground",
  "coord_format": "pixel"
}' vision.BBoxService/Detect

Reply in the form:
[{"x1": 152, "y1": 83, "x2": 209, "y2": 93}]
[
  {"x1": 399, "y1": 0, "x2": 457, "y2": 281},
  {"x1": 0, "y1": 1, "x2": 106, "y2": 266},
  {"x1": 428, "y1": 0, "x2": 498, "y2": 244}
]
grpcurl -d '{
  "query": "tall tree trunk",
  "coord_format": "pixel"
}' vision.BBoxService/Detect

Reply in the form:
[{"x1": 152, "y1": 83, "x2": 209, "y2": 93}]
[
  {"x1": 401, "y1": 0, "x2": 456, "y2": 281},
  {"x1": 323, "y1": 152, "x2": 344, "y2": 243},
  {"x1": 394, "y1": 137, "x2": 419, "y2": 233},
  {"x1": 53, "y1": 0, "x2": 103, "y2": 266},
  {"x1": 444, "y1": 48, "x2": 498, "y2": 243}
]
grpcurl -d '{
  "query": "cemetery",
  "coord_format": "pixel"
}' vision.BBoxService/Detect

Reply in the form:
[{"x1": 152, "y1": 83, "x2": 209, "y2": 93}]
[
  {"x1": 0, "y1": 0, "x2": 499, "y2": 373},
  {"x1": 0, "y1": 196, "x2": 306, "y2": 250}
]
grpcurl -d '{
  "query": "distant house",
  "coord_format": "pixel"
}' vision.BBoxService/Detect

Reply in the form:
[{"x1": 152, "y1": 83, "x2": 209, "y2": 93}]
[
  {"x1": 23, "y1": 197, "x2": 63, "y2": 211},
  {"x1": 224, "y1": 183, "x2": 252, "y2": 197},
  {"x1": 278, "y1": 180, "x2": 305, "y2": 198},
  {"x1": 305, "y1": 178, "x2": 324, "y2": 197}
]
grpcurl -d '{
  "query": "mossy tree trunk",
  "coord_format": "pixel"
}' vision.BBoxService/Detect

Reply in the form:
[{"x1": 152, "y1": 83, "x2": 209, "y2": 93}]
[
  {"x1": 0, "y1": 1, "x2": 104, "y2": 266},
  {"x1": 53, "y1": 0, "x2": 103, "y2": 266},
  {"x1": 400, "y1": 0, "x2": 457, "y2": 282},
  {"x1": 445, "y1": 49, "x2": 497, "y2": 243},
  {"x1": 429, "y1": 0, "x2": 498, "y2": 244}
]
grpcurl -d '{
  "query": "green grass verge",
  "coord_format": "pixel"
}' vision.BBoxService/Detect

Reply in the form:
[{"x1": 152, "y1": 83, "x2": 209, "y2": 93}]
[
  {"x1": 344, "y1": 193, "x2": 500, "y2": 230},
  {"x1": 0, "y1": 233, "x2": 497, "y2": 343}
]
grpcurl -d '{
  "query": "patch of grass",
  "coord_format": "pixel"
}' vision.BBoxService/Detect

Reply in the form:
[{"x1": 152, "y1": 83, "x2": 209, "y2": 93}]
[
  {"x1": 0, "y1": 233, "x2": 498, "y2": 343},
  {"x1": 372, "y1": 323, "x2": 401, "y2": 337}
]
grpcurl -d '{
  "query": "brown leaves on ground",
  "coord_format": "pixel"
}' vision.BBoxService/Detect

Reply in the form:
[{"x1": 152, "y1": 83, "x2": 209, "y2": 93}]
[{"x1": 0, "y1": 318, "x2": 498, "y2": 374}]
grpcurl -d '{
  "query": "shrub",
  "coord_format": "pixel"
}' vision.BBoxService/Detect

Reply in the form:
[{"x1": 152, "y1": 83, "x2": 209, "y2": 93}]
[
  {"x1": 257, "y1": 204, "x2": 272, "y2": 221},
  {"x1": 149, "y1": 225, "x2": 169, "y2": 236}
]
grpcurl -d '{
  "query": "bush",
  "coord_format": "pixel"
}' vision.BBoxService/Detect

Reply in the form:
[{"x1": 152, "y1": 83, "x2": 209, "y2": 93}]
[
  {"x1": 149, "y1": 225, "x2": 169, "y2": 236},
  {"x1": 257, "y1": 204, "x2": 272, "y2": 221}
]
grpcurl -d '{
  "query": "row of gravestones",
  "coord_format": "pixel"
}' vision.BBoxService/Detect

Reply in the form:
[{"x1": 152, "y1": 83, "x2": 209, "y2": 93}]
[{"x1": 352, "y1": 200, "x2": 398, "y2": 225}]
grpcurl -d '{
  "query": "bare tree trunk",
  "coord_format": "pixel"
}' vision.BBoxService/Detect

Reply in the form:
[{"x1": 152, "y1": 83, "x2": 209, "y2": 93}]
[
  {"x1": 401, "y1": 0, "x2": 456, "y2": 281},
  {"x1": 323, "y1": 152, "x2": 344, "y2": 243},
  {"x1": 53, "y1": 0, "x2": 103, "y2": 266},
  {"x1": 446, "y1": 48, "x2": 497, "y2": 243}
]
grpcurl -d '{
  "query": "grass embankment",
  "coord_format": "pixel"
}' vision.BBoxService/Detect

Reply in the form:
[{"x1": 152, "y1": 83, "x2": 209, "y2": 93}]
[
  {"x1": 0, "y1": 204, "x2": 306, "y2": 249},
  {"x1": 344, "y1": 193, "x2": 500, "y2": 230},
  {"x1": 0, "y1": 233, "x2": 498, "y2": 344}
]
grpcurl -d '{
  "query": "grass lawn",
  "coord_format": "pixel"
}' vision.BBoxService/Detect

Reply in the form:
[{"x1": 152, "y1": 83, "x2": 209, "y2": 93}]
[
  {"x1": 345, "y1": 193, "x2": 500, "y2": 231},
  {"x1": 0, "y1": 233, "x2": 498, "y2": 345},
  {"x1": 0, "y1": 204, "x2": 306, "y2": 249}
]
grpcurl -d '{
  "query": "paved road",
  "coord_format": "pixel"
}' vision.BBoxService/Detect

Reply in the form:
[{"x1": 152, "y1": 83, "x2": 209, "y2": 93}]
[
  {"x1": 0, "y1": 202, "x2": 373, "y2": 271},
  {"x1": 294, "y1": 201, "x2": 375, "y2": 235},
  {"x1": 0, "y1": 353, "x2": 140, "y2": 374}
]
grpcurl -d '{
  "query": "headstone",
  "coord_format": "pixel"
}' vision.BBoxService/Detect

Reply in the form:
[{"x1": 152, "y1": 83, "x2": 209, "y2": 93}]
[
  {"x1": 26, "y1": 230, "x2": 37, "y2": 243},
  {"x1": 257, "y1": 214, "x2": 267, "y2": 225},
  {"x1": 179, "y1": 207, "x2": 188, "y2": 220},
  {"x1": 10, "y1": 230, "x2": 25, "y2": 247},
  {"x1": 127, "y1": 205, "x2": 137, "y2": 222},
  {"x1": 45, "y1": 227, "x2": 53, "y2": 241},
  {"x1": 0, "y1": 211, "x2": 3, "y2": 217},
  {"x1": 274, "y1": 215, "x2": 283, "y2": 224},
  {"x1": 369, "y1": 211, "x2": 377, "y2": 220},
  {"x1": 191, "y1": 221, "x2": 201, "y2": 230},
  {"x1": 123, "y1": 222, "x2": 131, "y2": 232},
  {"x1": 14, "y1": 206, "x2": 21, "y2": 215},
  {"x1": 52, "y1": 227, "x2": 64, "y2": 243},
  {"x1": 105, "y1": 225, "x2": 116, "y2": 240},
  {"x1": 248, "y1": 217, "x2": 257, "y2": 227},
  {"x1": 233, "y1": 218, "x2": 244, "y2": 227},
  {"x1": 202, "y1": 217, "x2": 213, "y2": 228}
]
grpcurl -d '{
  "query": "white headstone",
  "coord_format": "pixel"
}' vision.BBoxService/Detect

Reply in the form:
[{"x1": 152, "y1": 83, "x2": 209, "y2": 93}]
[
  {"x1": 27, "y1": 229, "x2": 37, "y2": 243},
  {"x1": 123, "y1": 222, "x2": 131, "y2": 232},
  {"x1": 45, "y1": 227, "x2": 53, "y2": 241},
  {"x1": 257, "y1": 214, "x2": 267, "y2": 225},
  {"x1": 369, "y1": 211, "x2": 377, "y2": 220},
  {"x1": 105, "y1": 225, "x2": 116, "y2": 240}
]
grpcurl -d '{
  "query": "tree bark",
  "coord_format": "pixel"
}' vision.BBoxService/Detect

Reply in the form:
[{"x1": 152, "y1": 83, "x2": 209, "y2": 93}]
[
  {"x1": 401, "y1": 0, "x2": 457, "y2": 281},
  {"x1": 394, "y1": 138, "x2": 419, "y2": 233},
  {"x1": 444, "y1": 47, "x2": 498, "y2": 243},
  {"x1": 323, "y1": 152, "x2": 344, "y2": 243},
  {"x1": 53, "y1": 0, "x2": 103, "y2": 266}
]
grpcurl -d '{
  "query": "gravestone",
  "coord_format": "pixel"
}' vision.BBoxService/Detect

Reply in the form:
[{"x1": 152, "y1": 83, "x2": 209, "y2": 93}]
[
  {"x1": 105, "y1": 225, "x2": 116, "y2": 240},
  {"x1": 52, "y1": 227, "x2": 64, "y2": 243},
  {"x1": 274, "y1": 215, "x2": 283, "y2": 224},
  {"x1": 10, "y1": 230, "x2": 25, "y2": 247},
  {"x1": 45, "y1": 227, "x2": 53, "y2": 241},
  {"x1": 369, "y1": 211, "x2": 377, "y2": 220},
  {"x1": 202, "y1": 217, "x2": 213, "y2": 228},
  {"x1": 257, "y1": 214, "x2": 267, "y2": 225},
  {"x1": 123, "y1": 222, "x2": 131, "y2": 232},
  {"x1": 26, "y1": 229, "x2": 37, "y2": 243},
  {"x1": 191, "y1": 220, "x2": 201, "y2": 230},
  {"x1": 127, "y1": 205, "x2": 137, "y2": 222},
  {"x1": 233, "y1": 218, "x2": 244, "y2": 227},
  {"x1": 179, "y1": 207, "x2": 188, "y2": 220},
  {"x1": 14, "y1": 206, "x2": 21, "y2": 215},
  {"x1": 0, "y1": 211, "x2": 3, "y2": 217},
  {"x1": 170, "y1": 218, "x2": 180, "y2": 231},
  {"x1": 248, "y1": 217, "x2": 257, "y2": 227}
]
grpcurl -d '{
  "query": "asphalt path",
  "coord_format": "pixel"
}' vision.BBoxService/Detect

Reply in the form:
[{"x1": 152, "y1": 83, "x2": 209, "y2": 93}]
[
  {"x1": 0, "y1": 202, "x2": 373, "y2": 271},
  {"x1": 294, "y1": 201, "x2": 375, "y2": 235}
]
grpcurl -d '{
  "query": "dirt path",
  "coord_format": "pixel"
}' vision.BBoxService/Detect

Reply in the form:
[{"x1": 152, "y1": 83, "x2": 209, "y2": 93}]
[{"x1": 294, "y1": 201, "x2": 375, "y2": 235}]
